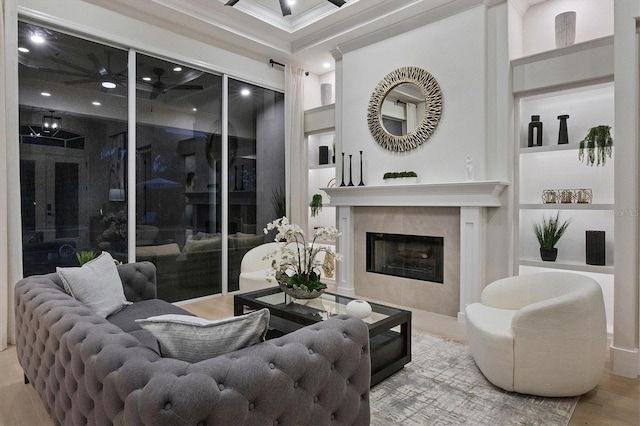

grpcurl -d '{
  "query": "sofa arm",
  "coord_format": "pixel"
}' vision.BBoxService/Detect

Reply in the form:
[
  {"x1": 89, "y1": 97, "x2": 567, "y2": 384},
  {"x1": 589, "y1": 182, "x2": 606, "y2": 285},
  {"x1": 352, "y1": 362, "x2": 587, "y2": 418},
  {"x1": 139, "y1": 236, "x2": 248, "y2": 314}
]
[
  {"x1": 123, "y1": 315, "x2": 371, "y2": 425},
  {"x1": 117, "y1": 261, "x2": 157, "y2": 302}
]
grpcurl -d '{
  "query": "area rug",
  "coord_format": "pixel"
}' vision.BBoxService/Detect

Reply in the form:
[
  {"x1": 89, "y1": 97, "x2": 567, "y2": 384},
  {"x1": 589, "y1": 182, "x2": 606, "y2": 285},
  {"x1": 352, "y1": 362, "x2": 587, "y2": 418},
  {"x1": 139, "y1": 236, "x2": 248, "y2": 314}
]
[{"x1": 370, "y1": 332, "x2": 578, "y2": 425}]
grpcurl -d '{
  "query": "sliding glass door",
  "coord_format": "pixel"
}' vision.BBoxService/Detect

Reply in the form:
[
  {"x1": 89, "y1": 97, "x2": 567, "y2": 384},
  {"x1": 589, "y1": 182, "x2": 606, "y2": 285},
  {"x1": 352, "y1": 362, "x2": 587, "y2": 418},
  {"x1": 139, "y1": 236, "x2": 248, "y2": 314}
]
[{"x1": 18, "y1": 20, "x2": 285, "y2": 301}]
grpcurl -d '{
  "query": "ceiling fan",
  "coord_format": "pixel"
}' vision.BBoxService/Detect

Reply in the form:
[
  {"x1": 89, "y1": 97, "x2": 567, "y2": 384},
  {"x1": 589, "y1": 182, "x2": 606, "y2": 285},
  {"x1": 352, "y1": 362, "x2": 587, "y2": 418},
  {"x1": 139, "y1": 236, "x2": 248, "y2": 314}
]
[
  {"x1": 38, "y1": 50, "x2": 128, "y2": 90},
  {"x1": 142, "y1": 67, "x2": 205, "y2": 99},
  {"x1": 225, "y1": 0, "x2": 346, "y2": 17}
]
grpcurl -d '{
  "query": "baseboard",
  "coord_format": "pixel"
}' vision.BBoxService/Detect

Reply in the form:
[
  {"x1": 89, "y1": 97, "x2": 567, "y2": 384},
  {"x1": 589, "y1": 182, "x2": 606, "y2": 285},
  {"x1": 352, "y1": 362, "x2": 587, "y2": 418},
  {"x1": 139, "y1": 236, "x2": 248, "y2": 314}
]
[{"x1": 610, "y1": 344, "x2": 640, "y2": 378}]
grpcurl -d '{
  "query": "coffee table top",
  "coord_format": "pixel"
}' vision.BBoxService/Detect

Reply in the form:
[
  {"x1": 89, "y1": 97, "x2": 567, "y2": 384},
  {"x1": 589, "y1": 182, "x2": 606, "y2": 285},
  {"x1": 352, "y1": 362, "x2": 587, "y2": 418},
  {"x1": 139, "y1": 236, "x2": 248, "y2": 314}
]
[{"x1": 235, "y1": 286, "x2": 411, "y2": 335}]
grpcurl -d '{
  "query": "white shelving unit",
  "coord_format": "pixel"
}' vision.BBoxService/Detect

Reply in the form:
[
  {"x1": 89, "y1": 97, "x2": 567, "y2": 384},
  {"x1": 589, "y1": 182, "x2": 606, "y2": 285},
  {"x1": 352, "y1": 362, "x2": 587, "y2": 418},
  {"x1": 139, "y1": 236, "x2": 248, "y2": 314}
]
[
  {"x1": 513, "y1": 37, "x2": 615, "y2": 332},
  {"x1": 304, "y1": 104, "x2": 336, "y2": 243}
]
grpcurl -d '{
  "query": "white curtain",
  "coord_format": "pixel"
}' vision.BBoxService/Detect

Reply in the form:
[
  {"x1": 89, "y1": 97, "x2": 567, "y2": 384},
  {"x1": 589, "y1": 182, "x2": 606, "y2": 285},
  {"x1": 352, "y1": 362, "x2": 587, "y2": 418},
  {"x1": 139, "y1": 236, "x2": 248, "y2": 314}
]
[
  {"x1": 406, "y1": 102, "x2": 417, "y2": 134},
  {"x1": 284, "y1": 65, "x2": 306, "y2": 226},
  {"x1": 0, "y1": 0, "x2": 21, "y2": 350}
]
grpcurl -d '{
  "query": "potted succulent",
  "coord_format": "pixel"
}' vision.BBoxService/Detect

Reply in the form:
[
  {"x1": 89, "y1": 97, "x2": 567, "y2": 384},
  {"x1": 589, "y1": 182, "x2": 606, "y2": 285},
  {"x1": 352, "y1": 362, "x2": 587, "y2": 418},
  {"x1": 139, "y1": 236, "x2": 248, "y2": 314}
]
[
  {"x1": 76, "y1": 250, "x2": 97, "y2": 266},
  {"x1": 383, "y1": 171, "x2": 418, "y2": 184},
  {"x1": 578, "y1": 125, "x2": 613, "y2": 166},
  {"x1": 533, "y1": 212, "x2": 571, "y2": 261}
]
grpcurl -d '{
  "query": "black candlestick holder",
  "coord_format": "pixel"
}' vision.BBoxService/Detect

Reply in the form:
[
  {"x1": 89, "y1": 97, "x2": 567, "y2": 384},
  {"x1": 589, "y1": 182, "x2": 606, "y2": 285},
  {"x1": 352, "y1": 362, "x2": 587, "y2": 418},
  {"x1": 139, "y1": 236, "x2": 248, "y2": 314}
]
[
  {"x1": 358, "y1": 150, "x2": 365, "y2": 186},
  {"x1": 339, "y1": 153, "x2": 346, "y2": 186},
  {"x1": 348, "y1": 154, "x2": 354, "y2": 186}
]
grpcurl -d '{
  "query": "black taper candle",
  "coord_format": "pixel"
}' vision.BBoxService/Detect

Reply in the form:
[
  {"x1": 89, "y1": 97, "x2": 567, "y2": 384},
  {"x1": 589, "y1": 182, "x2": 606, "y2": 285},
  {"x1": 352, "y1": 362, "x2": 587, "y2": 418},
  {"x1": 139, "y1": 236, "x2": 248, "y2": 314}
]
[
  {"x1": 339, "y1": 153, "x2": 346, "y2": 186},
  {"x1": 358, "y1": 150, "x2": 365, "y2": 186},
  {"x1": 348, "y1": 154, "x2": 354, "y2": 186}
]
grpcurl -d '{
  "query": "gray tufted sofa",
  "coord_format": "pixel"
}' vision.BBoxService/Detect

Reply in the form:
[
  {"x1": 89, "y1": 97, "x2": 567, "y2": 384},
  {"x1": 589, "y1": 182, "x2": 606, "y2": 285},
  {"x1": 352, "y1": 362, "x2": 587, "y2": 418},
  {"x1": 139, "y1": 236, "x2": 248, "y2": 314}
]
[{"x1": 15, "y1": 261, "x2": 371, "y2": 425}]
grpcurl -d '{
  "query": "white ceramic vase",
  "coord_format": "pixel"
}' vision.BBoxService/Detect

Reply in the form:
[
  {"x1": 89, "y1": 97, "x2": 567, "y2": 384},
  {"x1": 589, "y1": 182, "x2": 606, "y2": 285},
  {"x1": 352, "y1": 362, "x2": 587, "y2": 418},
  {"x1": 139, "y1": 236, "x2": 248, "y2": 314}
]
[
  {"x1": 346, "y1": 299, "x2": 372, "y2": 319},
  {"x1": 321, "y1": 83, "x2": 332, "y2": 106},
  {"x1": 555, "y1": 11, "x2": 576, "y2": 49}
]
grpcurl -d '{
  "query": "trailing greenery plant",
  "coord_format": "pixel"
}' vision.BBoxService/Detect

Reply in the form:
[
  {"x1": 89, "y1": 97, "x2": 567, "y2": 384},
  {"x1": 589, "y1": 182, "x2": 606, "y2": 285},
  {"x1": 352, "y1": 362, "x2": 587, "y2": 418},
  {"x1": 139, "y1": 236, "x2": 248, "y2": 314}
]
[
  {"x1": 383, "y1": 171, "x2": 418, "y2": 179},
  {"x1": 533, "y1": 212, "x2": 571, "y2": 249},
  {"x1": 309, "y1": 193, "x2": 323, "y2": 217},
  {"x1": 76, "y1": 250, "x2": 97, "y2": 266},
  {"x1": 579, "y1": 125, "x2": 613, "y2": 166}
]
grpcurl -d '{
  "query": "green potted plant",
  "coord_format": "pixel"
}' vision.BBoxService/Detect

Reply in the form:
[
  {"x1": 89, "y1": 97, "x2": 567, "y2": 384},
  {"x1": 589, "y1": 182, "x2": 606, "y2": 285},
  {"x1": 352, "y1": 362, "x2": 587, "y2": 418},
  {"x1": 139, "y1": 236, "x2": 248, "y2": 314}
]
[
  {"x1": 578, "y1": 125, "x2": 613, "y2": 166},
  {"x1": 533, "y1": 212, "x2": 571, "y2": 261},
  {"x1": 309, "y1": 193, "x2": 323, "y2": 217},
  {"x1": 383, "y1": 171, "x2": 418, "y2": 184},
  {"x1": 76, "y1": 250, "x2": 97, "y2": 266}
]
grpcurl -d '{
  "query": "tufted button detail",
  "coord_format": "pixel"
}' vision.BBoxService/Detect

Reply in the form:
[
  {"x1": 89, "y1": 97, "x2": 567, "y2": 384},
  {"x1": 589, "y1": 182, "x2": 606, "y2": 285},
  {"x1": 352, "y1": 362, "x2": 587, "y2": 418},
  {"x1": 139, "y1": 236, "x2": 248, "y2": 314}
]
[
  {"x1": 197, "y1": 422, "x2": 205, "y2": 426},
  {"x1": 294, "y1": 381, "x2": 299, "y2": 388},
  {"x1": 343, "y1": 332, "x2": 348, "y2": 338},
  {"x1": 346, "y1": 379, "x2": 350, "y2": 385},
  {"x1": 218, "y1": 384, "x2": 224, "y2": 391},
  {"x1": 249, "y1": 402, "x2": 255, "y2": 411},
  {"x1": 164, "y1": 402, "x2": 172, "y2": 411},
  {"x1": 331, "y1": 414, "x2": 336, "y2": 420},
  {"x1": 269, "y1": 362, "x2": 275, "y2": 369},
  {"x1": 308, "y1": 348, "x2": 314, "y2": 354},
  {"x1": 273, "y1": 421, "x2": 278, "y2": 426},
  {"x1": 330, "y1": 364, "x2": 335, "y2": 370},
  {"x1": 314, "y1": 396, "x2": 319, "y2": 403}
]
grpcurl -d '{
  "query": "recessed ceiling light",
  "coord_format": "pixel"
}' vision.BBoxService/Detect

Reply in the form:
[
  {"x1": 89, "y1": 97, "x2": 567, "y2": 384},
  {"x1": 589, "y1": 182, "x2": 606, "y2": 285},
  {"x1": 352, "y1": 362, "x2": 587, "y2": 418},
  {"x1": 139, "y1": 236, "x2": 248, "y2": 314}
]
[
  {"x1": 173, "y1": 67, "x2": 182, "y2": 72},
  {"x1": 92, "y1": 101, "x2": 101, "y2": 106},
  {"x1": 30, "y1": 34, "x2": 45, "y2": 44},
  {"x1": 18, "y1": 47, "x2": 29, "y2": 53},
  {"x1": 241, "y1": 88, "x2": 251, "y2": 96},
  {"x1": 193, "y1": 108, "x2": 197, "y2": 112},
  {"x1": 323, "y1": 62, "x2": 331, "y2": 69},
  {"x1": 101, "y1": 81, "x2": 116, "y2": 89},
  {"x1": 40, "y1": 92, "x2": 51, "y2": 97},
  {"x1": 142, "y1": 77, "x2": 152, "y2": 81},
  {"x1": 287, "y1": 0, "x2": 296, "y2": 6}
]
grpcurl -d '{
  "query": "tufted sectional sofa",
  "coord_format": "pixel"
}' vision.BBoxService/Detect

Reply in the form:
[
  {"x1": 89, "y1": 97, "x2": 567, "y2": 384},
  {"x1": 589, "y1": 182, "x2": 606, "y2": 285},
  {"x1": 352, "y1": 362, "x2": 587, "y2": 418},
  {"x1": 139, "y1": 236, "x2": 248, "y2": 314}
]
[{"x1": 15, "y1": 261, "x2": 371, "y2": 425}]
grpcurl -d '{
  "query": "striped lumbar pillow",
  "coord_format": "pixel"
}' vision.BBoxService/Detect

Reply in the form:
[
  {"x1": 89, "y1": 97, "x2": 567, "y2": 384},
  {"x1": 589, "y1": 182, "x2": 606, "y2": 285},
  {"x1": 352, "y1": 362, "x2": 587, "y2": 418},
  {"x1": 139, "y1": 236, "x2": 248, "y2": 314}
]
[{"x1": 136, "y1": 308, "x2": 270, "y2": 362}]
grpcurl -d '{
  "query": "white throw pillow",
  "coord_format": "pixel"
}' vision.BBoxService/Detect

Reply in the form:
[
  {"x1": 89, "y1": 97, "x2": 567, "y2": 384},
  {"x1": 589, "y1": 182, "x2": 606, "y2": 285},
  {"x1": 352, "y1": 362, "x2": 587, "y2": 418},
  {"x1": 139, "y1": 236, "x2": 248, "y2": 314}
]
[
  {"x1": 136, "y1": 308, "x2": 270, "y2": 362},
  {"x1": 57, "y1": 251, "x2": 131, "y2": 318}
]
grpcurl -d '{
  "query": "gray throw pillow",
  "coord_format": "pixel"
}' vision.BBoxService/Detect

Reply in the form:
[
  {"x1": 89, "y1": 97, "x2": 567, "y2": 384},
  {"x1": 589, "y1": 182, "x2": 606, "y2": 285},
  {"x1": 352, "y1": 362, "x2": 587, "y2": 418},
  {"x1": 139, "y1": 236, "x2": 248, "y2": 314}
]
[
  {"x1": 136, "y1": 308, "x2": 270, "y2": 363},
  {"x1": 57, "y1": 251, "x2": 131, "y2": 318}
]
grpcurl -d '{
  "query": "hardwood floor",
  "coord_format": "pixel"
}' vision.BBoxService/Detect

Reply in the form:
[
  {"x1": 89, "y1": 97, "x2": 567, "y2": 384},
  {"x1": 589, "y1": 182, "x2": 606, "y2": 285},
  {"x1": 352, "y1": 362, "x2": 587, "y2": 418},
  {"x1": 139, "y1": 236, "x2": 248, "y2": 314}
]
[{"x1": 1, "y1": 291, "x2": 638, "y2": 425}]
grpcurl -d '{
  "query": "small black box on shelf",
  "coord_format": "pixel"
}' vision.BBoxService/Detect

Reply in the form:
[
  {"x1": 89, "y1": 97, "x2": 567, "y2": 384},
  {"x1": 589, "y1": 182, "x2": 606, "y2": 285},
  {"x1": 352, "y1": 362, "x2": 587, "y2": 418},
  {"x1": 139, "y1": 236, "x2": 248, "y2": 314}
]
[
  {"x1": 585, "y1": 230, "x2": 605, "y2": 266},
  {"x1": 319, "y1": 146, "x2": 329, "y2": 165}
]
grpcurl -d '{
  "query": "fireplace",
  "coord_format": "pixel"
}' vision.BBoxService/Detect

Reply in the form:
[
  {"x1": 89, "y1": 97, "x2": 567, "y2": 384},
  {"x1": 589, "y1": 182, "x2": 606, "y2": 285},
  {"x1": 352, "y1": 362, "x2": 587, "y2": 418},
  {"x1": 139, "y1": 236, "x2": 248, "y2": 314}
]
[{"x1": 366, "y1": 232, "x2": 444, "y2": 283}]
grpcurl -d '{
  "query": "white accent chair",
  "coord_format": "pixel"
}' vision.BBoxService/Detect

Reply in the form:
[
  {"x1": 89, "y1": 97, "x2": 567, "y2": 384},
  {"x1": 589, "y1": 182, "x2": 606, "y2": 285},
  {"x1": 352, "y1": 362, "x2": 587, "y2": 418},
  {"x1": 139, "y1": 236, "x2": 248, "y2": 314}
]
[
  {"x1": 465, "y1": 272, "x2": 607, "y2": 397},
  {"x1": 238, "y1": 242, "x2": 280, "y2": 292}
]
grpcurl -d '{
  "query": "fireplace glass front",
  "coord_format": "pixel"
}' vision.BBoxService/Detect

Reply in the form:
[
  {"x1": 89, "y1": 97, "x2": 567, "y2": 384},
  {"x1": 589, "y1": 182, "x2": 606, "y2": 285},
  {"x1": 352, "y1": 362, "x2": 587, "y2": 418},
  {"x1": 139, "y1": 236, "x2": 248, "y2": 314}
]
[{"x1": 366, "y1": 232, "x2": 444, "y2": 283}]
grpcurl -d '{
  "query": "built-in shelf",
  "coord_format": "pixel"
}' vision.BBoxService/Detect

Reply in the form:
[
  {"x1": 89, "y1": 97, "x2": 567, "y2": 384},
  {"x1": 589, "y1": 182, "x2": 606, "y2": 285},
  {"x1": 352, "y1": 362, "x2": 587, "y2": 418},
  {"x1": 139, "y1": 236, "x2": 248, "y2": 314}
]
[
  {"x1": 309, "y1": 164, "x2": 335, "y2": 170},
  {"x1": 520, "y1": 257, "x2": 614, "y2": 275},
  {"x1": 520, "y1": 203, "x2": 614, "y2": 210},
  {"x1": 519, "y1": 144, "x2": 580, "y2": 154}
]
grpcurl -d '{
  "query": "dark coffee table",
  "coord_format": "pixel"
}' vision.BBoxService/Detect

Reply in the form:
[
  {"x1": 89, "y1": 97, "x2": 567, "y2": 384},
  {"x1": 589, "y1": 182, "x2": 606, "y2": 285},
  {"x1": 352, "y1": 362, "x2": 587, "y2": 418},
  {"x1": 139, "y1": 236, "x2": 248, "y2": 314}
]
[{"x1": 234, "y1": 287, "x2": 412, "y2": 386}]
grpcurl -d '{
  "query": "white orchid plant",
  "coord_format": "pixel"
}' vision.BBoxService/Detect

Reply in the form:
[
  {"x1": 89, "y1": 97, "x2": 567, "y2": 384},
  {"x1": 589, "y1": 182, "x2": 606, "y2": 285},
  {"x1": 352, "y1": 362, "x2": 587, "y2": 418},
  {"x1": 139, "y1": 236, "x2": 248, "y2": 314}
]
[{"x1": 263, "y1": 217, "x2": 341, "y2": 292}]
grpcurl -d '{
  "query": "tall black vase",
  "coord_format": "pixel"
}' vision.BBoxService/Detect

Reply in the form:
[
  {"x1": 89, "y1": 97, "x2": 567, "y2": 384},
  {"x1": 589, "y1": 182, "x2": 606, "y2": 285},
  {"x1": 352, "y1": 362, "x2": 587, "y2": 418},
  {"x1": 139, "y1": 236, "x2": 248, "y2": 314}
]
[
  {"x1": 528, "y1": 115, "x2": 543, "y2": 147},
  {"x1": 557, "y1": 114, "x2": 569, "y2": 144}
]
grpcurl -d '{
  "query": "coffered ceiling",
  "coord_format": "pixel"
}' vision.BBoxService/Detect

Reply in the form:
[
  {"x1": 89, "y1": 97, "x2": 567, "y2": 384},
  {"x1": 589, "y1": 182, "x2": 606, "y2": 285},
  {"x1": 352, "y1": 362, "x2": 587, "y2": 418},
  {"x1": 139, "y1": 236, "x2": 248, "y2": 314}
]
[{"x1": 83, "y1": 0, "x2": 543, "y2": 75}]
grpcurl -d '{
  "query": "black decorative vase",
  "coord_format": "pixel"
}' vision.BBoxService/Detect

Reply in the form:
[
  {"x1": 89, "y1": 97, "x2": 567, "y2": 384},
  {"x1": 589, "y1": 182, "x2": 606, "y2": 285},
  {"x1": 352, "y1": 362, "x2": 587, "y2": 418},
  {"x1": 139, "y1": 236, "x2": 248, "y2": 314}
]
[
  {"x1": 586, "y1": 230, "x2": 605, "y2": 265},
  {"x1": 358, "y1": 150, "x2": 365, "y2": 186},
  {"x1": 528, "y1": 115, "x2": 543, "y2": 147},
  {"x1": 540, "y1": 247, "x2": 558, "y2": 262},
  {"x1": 557, "y1": 114, "x2": 569, "y2": 144},
  {"x1": 339, "y1": 153, "x2": 346, "y2": 187},
  {"x1": 319, "y1": 146, "x2": 329, "y2": 165},
  {"x1": 348, "y1": 154, "x2": 354, "y2": 186}
]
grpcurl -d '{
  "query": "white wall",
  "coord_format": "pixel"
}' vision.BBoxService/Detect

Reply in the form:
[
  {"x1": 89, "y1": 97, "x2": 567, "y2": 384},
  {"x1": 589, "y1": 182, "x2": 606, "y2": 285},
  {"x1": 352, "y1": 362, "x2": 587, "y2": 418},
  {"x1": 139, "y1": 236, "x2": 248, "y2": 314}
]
[{"x1": 340, "y1": 6, "x2": 487, "y2": 186}]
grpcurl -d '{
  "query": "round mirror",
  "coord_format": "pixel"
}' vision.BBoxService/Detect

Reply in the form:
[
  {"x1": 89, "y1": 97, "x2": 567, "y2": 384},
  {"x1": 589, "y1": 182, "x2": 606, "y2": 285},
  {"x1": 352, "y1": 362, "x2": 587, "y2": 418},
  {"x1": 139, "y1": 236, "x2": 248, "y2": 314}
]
[
  {"x1": 367, "y1": 67, "x2": 442, "y2": 152},
  {"x1": 380, "y1": 83, "x2": 425, "y2": 136}
]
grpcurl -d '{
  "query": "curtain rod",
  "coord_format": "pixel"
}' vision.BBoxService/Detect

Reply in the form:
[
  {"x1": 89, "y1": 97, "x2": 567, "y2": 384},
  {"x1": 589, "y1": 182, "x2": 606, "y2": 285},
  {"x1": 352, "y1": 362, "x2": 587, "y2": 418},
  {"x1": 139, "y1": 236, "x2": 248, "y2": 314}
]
[{"x1": 269, "y1": 59, "x2": 309, "y2": 76}]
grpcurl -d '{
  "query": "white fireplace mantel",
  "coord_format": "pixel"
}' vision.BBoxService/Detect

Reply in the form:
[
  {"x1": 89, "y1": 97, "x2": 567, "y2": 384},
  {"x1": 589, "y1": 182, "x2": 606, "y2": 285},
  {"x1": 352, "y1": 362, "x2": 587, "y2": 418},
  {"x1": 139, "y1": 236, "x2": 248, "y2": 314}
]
[
  {"x1": 328, "y1": 180, "x2": 509, "y2": 322},
  {"x1": 324, "y1": 180, "x2": 509, "y2": 207}
]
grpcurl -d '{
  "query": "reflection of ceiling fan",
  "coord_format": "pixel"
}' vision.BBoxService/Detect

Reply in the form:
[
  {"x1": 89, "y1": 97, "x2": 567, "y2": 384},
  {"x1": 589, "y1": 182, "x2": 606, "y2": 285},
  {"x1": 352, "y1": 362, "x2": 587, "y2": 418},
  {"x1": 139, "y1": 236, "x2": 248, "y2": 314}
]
[
  {"x1": 39, "y1": 50, "x2": 127, "y2": 89},
  {"x1": 225, "y1": 0, "x2": 346, "y2": 17},
  {"x1": 142, "y1": 68, "x2": 205, "y2": 99}
]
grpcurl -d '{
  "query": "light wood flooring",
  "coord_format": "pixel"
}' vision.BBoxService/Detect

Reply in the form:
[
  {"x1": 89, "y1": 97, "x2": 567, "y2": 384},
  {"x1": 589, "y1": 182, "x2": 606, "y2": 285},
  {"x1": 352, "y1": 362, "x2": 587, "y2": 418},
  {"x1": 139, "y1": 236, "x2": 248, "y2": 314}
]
[{"x1": 1, "y1": 292, "x2": 638, "y2": 425}]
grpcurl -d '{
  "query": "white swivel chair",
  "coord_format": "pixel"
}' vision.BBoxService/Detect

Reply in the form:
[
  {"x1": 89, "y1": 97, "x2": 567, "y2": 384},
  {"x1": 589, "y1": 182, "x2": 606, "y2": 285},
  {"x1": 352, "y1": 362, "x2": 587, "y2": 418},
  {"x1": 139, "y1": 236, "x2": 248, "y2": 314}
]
[
  {"x1": 238, "y1": 242, "x2": 280, "y2": 292},
  {"x1": 465, "y1": 272, "x2": 607, "y2": 397}
]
